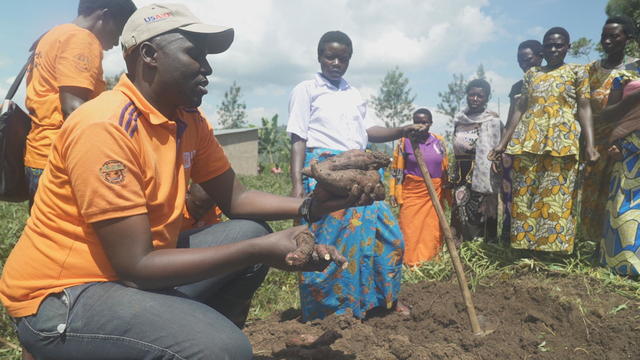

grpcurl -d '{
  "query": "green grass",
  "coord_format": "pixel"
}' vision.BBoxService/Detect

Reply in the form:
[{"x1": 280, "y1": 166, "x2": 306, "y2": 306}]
[
  {"x1": 2, "y1": 173, "x2": 640, "y2": 359},
  {"x1": 238, "y1": 173, "x2": 301, "y2": 320},
  {"x1": 0, "y1": 201, "x2": 29, "y2": 360}
]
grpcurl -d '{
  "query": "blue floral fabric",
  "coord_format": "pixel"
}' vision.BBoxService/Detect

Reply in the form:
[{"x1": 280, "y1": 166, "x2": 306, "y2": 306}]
[
  {"x1": 600, "y1": 131, "x2": 640, "y2": 276},
  {"x1": 299, "y1": 148, "x2": 404, "y2": 321}
]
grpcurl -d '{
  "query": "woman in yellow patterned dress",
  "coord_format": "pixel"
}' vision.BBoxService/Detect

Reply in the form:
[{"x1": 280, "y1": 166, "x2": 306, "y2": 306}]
[
  {"x1": 581, "y1": 17, "x2": 639, "y2": 243},
  {"x1": 489, "y1": 27, "x2": 599, "y2": 253}
]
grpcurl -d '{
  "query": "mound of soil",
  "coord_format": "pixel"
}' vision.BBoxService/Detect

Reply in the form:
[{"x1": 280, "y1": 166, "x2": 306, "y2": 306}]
[{"x1": 245, "y1": 272, "x2": 640, "y2": 359}]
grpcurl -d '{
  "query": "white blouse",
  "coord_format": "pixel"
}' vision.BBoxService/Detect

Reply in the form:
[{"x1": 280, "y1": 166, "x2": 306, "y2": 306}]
[{"x1": 286, "y1": 73, "x2": 376, "y2": 151}]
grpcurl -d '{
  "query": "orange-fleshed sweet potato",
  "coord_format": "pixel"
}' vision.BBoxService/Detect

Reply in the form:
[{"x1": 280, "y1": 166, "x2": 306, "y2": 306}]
[
  {"x1": 301, "y1": 150, "x2": 389, "y2": 200},
  {"x1": 285, "y1": 230, "x2": 317, "y2": 266}
]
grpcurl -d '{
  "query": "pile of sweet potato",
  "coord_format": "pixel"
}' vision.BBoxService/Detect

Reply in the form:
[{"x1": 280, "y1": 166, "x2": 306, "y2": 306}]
[
  {"x1": 302, "y1": 150, "x2": 390, "y2": 201},
  {"x1": 286, "y1": 150, "x2": 390, "y2": 266}
]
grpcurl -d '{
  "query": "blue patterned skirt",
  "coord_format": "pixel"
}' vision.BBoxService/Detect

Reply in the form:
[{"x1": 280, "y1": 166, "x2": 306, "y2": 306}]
[
  {"x1": 299, "y1": 148, "x2": 404, "y2": 321},
  {"x1": 600, "y1": 131, "x2": 640, "y2": 276}
]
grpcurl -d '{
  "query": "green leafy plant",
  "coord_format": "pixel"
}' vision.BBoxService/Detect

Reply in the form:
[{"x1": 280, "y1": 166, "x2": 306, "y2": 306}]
[
  {"x1": 370, "y1": 67, "x2": 416, "y2": 129},
  {"x1": 217, "y1": 81, "x2": 248, "y2": 129},
  {"x1": 257, "y1": 114, "x2": 290, "y2": 171}
]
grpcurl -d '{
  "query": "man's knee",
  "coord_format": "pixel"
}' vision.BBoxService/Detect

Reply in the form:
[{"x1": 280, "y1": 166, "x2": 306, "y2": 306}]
[
  {"x1": 230, "y1": 219, "x2": 272, "y2": 239},
  {"x1": 179, "y1": 219, "x2": 272, "y2": 249}
]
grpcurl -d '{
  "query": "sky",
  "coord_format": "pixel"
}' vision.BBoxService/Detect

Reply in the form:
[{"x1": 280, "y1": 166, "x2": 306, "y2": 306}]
[{"x1": 0, "y1": 0, "x2": 611, "y2": 135}]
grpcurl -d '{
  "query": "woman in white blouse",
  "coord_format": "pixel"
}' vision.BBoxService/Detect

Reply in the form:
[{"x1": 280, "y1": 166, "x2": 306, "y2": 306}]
[{"x1": 287, "y1": 31, "x2": 425, "y2": 321}]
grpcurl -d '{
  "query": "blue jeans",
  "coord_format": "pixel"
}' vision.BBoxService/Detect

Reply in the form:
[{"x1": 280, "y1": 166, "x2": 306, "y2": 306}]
[
  {"x1": 16, "y1": 219, "x2": 270, "y2": 360},
  {"x1": 24, "y1": 167, "x2": 43, "y2": 209}
]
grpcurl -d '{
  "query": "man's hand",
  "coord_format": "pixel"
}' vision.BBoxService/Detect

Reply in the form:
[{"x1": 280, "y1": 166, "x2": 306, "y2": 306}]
[
  {"x1": 390, "y1": 196, "x2": 398, "y2": 208},
  {"x1": 307, "y1": 183, "x2": 377, "y2": 221},
  {"x1": 266, "y1": 226, "x2": 347, "y2": 272}
]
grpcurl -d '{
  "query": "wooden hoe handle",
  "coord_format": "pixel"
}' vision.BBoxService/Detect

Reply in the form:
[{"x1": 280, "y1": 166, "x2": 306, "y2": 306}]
[{"x1": 410, "y1": 140, "x2": 483, "y2": 335}]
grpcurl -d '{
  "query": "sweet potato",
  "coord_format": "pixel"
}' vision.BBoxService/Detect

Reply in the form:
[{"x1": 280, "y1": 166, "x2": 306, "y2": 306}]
[
  {"x1": 301, "y1": 150, "x2": 389, "y2": 200},
  {"x1": 285, "y1": 230, "x2": 317, "y2": 266},
  {"x1": 315, "y1": 149, "x2": 390, "y2": 171}
]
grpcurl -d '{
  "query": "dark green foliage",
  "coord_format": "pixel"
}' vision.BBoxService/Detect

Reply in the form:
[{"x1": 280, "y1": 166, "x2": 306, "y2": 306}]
[
  {"x1": 570, "y1": 37, "x2": 596, "y2": 61},
  {"x1": 257, "y1": 114, "x2": 290, "y2": 171},
  {"x1": 105, "y1": 72, "x2": 123, "y2": 90},
  {"x1": 237, "y1": 173, "x2": 299, "y2": 319},
  {"x1": 475, "y1": 64, "x2": 487, "y2": 80},
  {"x1": 0, "y1": 201, "x2": 28, "y2": 360},
  {"x1": 217, "y1": 81, "x2": 248, "y2": 129},
  {"x1": 370, "y1": 67, "x2": 416, "y2": 128},
  {"x1": 437, "y1": 73, "x2": 466, "y2": 141}
]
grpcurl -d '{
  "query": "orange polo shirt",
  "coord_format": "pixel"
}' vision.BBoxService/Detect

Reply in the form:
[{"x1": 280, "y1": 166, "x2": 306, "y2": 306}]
[
  {"x1": 0, "y1": 74, "x2": 230, "y2": 317},
  {"x1": 24, "y1": 23, "x2": 106, "y2": 169}
]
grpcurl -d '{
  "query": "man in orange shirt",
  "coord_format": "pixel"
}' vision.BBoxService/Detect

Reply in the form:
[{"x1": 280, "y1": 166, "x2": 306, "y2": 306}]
[
  {"x1": 23, "y1": 0, "x2": 136, "y2": 205},
  {"x1": 1, "y1": 4, "x2": 374, "y2": 359}
]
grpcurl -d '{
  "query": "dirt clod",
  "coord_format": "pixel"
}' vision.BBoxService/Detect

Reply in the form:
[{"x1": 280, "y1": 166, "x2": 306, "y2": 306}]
[{"x1": 285, "y1": 230, "x2": 316, "y2": 266}]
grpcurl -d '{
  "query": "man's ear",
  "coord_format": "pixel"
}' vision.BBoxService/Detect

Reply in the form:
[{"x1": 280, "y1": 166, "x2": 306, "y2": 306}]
[
  {"x1": 93, "y1": 8, "x2": 110, "y2": 25},
  {"x1": 99, "y1": 8, "x2": 110, "y2": 19},
  {"x1": 140, "y1": 42, "x2": 158, "y2": 67}
]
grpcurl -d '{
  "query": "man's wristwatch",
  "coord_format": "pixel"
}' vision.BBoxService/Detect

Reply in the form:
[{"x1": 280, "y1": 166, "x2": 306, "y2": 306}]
[{"x1": 299, "y1": 196, "x2": 314, "y2": 223}]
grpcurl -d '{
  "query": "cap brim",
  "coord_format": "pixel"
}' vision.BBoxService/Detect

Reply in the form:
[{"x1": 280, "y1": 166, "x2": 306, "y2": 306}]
[{"x1": 180, "y1": 23, "x2": 234, "y2": 54}]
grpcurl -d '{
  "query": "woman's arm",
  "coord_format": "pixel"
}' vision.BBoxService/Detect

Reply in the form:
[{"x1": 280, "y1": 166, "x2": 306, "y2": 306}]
[
  {"x1": 290, "y1": 134, "x2": 307, "y2": 198},
  {"x1": 601, "y1": 88, "x2": 640, "y2": 123},
  {"x1": 366, "y1": 124, "x2": 427, "y2": 143},
  {"x1": 577, "y1": 97, "x2": 600, "y2": 162},
  {"x1": 488, "y1": 96, "x2": 526, "y2": 161}
]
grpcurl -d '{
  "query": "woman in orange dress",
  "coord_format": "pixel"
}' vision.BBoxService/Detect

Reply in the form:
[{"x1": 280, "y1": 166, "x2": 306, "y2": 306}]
[{"x1": 391, "y1": 108, "x2": 449, "y2": 265}]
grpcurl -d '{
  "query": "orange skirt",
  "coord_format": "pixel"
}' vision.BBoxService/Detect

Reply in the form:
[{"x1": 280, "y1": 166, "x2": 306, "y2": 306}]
[{"x1": 399, "y1": 174, "x2": 444, "y2": 265}]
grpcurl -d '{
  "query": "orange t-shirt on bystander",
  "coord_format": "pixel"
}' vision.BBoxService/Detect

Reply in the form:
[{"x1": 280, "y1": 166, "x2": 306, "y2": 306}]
[
  {"x1": 24, "y1": 23, "x2": 106, "y2": 169},
  {"x1": 0, "y1": 75, "x2": 230, "y2": 317}
]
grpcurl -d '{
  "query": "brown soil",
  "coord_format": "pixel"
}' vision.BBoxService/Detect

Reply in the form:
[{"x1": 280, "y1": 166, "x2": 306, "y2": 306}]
[{"x1": 245, "y1": 272, "x2": 640, "y2": 359}]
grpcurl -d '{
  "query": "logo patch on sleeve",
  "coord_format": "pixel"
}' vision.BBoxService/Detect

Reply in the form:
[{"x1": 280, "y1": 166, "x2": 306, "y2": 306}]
[{"x1": 100, "y1": 160, "x2": 127, "y2": 184}]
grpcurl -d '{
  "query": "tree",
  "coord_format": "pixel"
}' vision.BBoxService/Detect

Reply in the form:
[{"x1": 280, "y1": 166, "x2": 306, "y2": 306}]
[
  {"x1": 606, "y1": 0, "x2": 640, "y2": 22},
  {"x1": 606, "y1": 0, "x2": 640, "y2": 57},
  {"x1": 258, "y1": 114, "x2": 289, "y2": 168},
  {"x1": 475, "y1": 64, "x2": 486, "y2": 80},
  {"x1": 217, "y1": 81, "x2": 247, "y2": 129},
  {"x1": 105, "y1": 72, "x2": 123, "y2": 90},
  {"x1": 569, "y1": 37, "x2": 595, "y2": 61},
  {"x1": 370, "y1": 67, "x2": 416, "y2": 129},
  {"x1": 437, "y1": 73, "x2": 466, "y2": 140}
]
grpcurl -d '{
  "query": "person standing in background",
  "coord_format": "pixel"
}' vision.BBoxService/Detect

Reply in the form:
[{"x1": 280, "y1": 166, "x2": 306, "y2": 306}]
[
  {"x1": 501, "y1": 40, "x2": 543, "y2": 244},
  {"x1": 390, "y1": 108, "x2": 449, "y2": 265},
  {"x1": 287, "y1": 31, "x2": 426, "y2": 320},
  {"x1": 23, "y1": 0, "x2": 136, "y2": 206},
  {"x1": 581, "y1": 16, "x2": 638, "y2": 244},
  {"x1": 490, "y1": 27, "x2": 599, "y2": 253},
  {"x1": 450, "y1": 79, "x2": 502, "y2": 244}
]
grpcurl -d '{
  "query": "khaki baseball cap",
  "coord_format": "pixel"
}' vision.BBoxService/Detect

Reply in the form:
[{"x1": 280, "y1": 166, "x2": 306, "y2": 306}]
[{"x1": 121, "y1": 3, "x2": 234, "y2": 55}]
